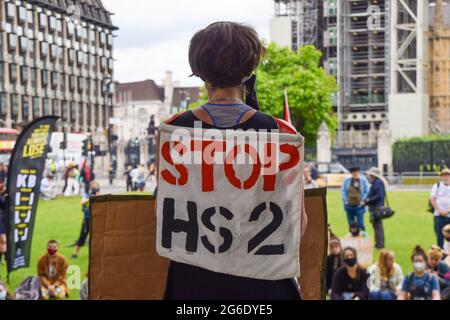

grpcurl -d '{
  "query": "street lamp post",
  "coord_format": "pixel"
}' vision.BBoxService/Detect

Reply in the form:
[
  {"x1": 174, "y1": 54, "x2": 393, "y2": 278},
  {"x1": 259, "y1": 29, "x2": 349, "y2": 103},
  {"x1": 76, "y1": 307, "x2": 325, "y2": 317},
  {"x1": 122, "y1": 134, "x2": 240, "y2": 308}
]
[{"x1": 147, "y1": 115, "x2": 156, "y2": 165}]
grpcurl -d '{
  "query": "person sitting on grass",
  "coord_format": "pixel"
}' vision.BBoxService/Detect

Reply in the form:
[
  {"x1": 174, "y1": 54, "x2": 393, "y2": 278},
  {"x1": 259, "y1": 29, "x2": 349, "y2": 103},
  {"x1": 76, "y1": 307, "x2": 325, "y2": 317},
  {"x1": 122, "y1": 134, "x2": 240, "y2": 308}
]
[
  {"x1": 428, "y1": 246, "x2": 450, "y2": 291},
  {"x1": 71, "y1": 181, "x2": 100, "y2": 259},
  {"x1": 0, "y1": 281, "x2": 14, "y2": 300},
  {"x1": 442, "y1": 224, "x2": 450, "y2": 259},
  {"x1": 37, "y1": 240, "x2": 69, "y2": 300},
  {"x1": 398, "y1": 245, "x2": 440, "y2": 300},
  {"x1": 326, "y1": 237, "x2": 343, "y2": 294},
  {"x1": 368, "y1": 249, "x2": 404, "y2": 300},
  {"x1": 331, "y1": 247, "x2": 369, "y2": 300}
]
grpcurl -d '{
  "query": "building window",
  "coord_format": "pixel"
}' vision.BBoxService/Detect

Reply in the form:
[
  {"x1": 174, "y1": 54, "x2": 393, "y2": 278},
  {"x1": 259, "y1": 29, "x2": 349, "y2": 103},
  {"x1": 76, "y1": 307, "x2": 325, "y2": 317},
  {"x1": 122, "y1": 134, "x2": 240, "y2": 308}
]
[
  {"x1": 100, "y1": 57, "x2": 107, "y2": 71},
  {"x1": 11, "y1": 95, "x2": 19, "y2": 121},
  {"x1": 32, "y1": 97, "x2": 40, "y2": 118},
  {"x1": 61, "y1": 101, "x2": 68, "y2": 121},
  {"x1": 61, "y1": 74, "x2": 66, "y2": 93},
  {"x1": 17, "y1": 6, "x2": 26, "y2": 24},
  {"x1": 9, "y1": 64, "x2": 18, "y2": 82},
  {"x1": 78, "y1": 103, "x2": 83, "y2": 126},
  {"x1": 51, "y1": 72, "x2": 58, "y2": 88},
  {"x1": 6, "y1": 3, "x2": 15, "y2": 21},
  {"x1": 103, "y1": 105, "x2": 108, "y2": 127},
  {"x1": 0, "y1": 63, "x2": 3, "y2": 87},
  {"x1": 87, "y1": 104, "x2": 91, "y2": 127},
  {"x1": 39, "y1": 13, "x2": 47, "y2": 30},
  {"x1": 50, "y1": 44, "x2": 57, "y2": 61},
  {"x1": 94, "y1": 105, "x2": 100, "y2": 127},
  {"x1": 56, "y1": 19, "x2": 63, "y2": 34},
  {"x1": 70, "y1": 102, "x2": 76, "y2": 122},
  {"x1": 19, "y1": 36, "x2": 28, "y2": 53},
  {"x1": 100, "y1": 32, "x2": 106, "y2": 45},
  {"x1": 68, "y1": 49, "x2": 75, "y2": 65},
  {"x1": 52, "y1": 100, "x2": 59, "y2": 115},
  {"x1": 8, "y1": 34, "x2": 17, "y2": 52},
  {"x1": 107, "y1": 34, "x2": 113, "y2": 48},
  {"x1": 78, "y1": 77, "x2": 84, "y2": 93},
  {"x1": 91, "y1": 55, "x2": 97, "y2": 70},
  {"x1": 0, "y1": 94, "x2": 7, "y2": 119},
  {"x1": 27, "y1": 10, "x2": 34, "y2": 26},
  {"x1": 30, "y1": 68, "x2": 37, "y2": 88},
  {"x1": 43, "y1": 98, "x2": 50, "y2": 116},
  {"x1": 77, "y1": 51, "x2": 84, "y2": 66},
  {"x1": 76, "y1": 25, "x2": 82, "y2": 40},
  {"x1": 90, "y1": 30, "x2": 96, "y2": 44},
  {"x1": 28, "y1": 39, "x2": 35, "y2": 59},
  {"x1": 69, "y1": 75, "x2": 75, "y2": 91},
  {"x1": 40, "y1": 42, "x2": 49, "y2": 59},
  {"x1": 42, "y1": 70, "x2": 49, "y2": 88},
  {"x1": 108, "y1": 58, "x2": 113, "y2": 72},
  {"x1": 22, "y1": 96, "x2": 29, "y2": 122},
  {"x1": 49, "y1": 16, "x2": 56, "y2": 31},
  {"x1": 20, "y1": 66, "x2": 29, "y2": 84}
]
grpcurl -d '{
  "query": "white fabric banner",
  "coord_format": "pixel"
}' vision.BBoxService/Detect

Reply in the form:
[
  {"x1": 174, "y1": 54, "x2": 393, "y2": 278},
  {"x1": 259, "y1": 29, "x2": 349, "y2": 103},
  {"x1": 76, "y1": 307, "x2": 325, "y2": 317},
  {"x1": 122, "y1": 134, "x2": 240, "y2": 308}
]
[{"x1": 156, "y1": 123, "x2": 304, "y2": 280}]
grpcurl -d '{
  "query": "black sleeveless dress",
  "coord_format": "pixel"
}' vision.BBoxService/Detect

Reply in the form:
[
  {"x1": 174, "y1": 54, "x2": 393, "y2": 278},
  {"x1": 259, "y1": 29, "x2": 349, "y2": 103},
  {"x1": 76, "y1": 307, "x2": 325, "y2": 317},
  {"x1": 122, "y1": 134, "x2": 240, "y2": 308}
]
[{"x1": 162, "y1": 110, "x2": 302, "y2": 300}]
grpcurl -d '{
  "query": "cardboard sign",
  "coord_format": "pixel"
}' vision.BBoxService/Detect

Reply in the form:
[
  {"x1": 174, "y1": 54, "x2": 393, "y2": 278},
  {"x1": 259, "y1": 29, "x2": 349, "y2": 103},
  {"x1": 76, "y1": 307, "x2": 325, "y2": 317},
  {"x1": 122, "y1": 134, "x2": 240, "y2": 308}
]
[
  {"x1": 300, "y1": 188, "x2": 328, "y2": 300},
  {"x1": 340, "y1": 235, "x2": 373, "y2": 267},
  {"x1": 89, "y1": 188, "x2": 328, "y2": 300},
  {"x1": 156, "y1": 124, "x2": 304, "y2": 280}
]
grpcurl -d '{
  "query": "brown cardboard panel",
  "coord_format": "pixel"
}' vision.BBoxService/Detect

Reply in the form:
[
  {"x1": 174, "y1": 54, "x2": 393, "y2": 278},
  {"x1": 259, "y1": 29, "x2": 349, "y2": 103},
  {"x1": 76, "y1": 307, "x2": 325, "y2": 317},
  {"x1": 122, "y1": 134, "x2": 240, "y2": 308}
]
[
  {"x1": 89, "y1": 195, "x2": 169, "y2": 300},
  {"x1": 89, "y1": 190, "x2": 328, "y2": 300},
  {"x1": 299, "y1": 188, "x2": 328, "y2": 300}
]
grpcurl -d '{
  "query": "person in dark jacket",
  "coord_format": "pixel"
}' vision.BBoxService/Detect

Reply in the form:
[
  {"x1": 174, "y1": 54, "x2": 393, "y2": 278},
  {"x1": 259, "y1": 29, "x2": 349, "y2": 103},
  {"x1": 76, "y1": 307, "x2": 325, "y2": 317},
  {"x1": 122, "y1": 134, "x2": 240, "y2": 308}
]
[
  {"x1": 331, "y1": 247, "x2": 370, "y2": 300},
  {"x1": 326, "y1": 237, "x2": 343, "y2": 293},
  {"x1": 362, "y1": 167, "x2": 387, "y2": 249}
]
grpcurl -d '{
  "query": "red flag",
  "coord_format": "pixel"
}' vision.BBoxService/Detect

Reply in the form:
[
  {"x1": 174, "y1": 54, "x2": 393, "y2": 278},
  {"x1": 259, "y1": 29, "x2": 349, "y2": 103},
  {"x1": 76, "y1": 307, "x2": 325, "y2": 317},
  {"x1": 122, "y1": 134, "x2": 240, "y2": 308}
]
[{"x1": 284, "y1": 88, "x2": 292, "y2": 124}]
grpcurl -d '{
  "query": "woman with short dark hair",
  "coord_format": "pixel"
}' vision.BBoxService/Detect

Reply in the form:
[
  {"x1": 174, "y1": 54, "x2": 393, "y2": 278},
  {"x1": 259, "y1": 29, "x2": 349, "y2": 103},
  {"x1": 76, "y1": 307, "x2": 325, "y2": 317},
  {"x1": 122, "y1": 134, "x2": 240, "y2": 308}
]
[{"x1": 162, "y1": 21, "x2": 306, "y2": 300}]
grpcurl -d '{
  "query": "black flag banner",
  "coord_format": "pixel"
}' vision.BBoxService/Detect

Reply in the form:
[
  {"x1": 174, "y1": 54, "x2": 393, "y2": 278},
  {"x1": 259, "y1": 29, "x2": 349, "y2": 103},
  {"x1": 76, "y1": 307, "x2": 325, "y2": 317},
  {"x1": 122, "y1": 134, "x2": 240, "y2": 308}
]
[{"x1": 6, "y1": 116, "x2": 59, "y2": 274}]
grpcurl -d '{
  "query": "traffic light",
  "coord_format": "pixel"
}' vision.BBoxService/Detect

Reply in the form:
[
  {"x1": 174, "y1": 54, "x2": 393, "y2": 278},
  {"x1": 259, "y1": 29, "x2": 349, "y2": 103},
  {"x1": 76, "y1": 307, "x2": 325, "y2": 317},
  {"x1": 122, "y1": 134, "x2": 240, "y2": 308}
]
[{"x1": 82, "y1": 139, "x2": 88, "y2": 157}]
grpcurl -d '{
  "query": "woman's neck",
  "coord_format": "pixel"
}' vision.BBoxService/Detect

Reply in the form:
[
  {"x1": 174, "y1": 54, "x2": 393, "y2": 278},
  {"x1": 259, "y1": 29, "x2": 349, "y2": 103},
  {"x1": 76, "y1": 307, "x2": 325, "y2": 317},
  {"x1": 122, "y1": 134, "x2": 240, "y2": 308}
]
[
  {"x1": 207, "y1": 86, "x2": 243, "y2": 104},
  {"x1": 347, "y1": 265, "x2": 358, "y2": 277}
]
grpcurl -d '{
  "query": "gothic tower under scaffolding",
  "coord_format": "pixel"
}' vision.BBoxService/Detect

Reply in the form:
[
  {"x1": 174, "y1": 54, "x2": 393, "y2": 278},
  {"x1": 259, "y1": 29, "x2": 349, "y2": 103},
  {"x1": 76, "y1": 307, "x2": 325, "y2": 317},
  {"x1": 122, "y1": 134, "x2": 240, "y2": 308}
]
[{"x1": 270, "y1": 0, "x2": 321, "y2": 52}]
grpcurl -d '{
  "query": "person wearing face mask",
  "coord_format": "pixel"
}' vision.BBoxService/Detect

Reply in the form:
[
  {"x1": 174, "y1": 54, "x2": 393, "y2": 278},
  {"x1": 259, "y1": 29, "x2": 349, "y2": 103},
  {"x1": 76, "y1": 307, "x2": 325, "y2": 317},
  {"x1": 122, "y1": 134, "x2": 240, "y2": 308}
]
[
  {"x1": 0, "y1": 281, "x2": 14, "y2": 300},
  {"x1": 427, "y1": 246, "x2": 450, "y2": 291},
  {"x1": 367, "y1": 249, "x2": 404, "y2": 300},
  {"x1": 331, "y1": 247, "x2": 369, "y2": 300},
  {"x1": 399, "y1": 245, "x2": 441, "y2": 300},
  {"x1": 326, "y1": 237, "x2": 343, "y2": 294},
  {"x1": 37, "y1": 240, "x2": 69, "y2": 300},
  {"x1": 71, "y1": 181, "x2": 100, "y2": 259}
]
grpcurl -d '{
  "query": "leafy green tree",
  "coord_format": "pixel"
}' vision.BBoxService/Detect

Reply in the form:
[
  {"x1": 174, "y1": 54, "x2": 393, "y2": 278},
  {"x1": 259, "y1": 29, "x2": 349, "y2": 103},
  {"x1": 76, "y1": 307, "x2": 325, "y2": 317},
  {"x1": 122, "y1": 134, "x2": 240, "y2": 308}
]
[{"x1": 256, "y1": 43, "x2": 337, "y2": 146}]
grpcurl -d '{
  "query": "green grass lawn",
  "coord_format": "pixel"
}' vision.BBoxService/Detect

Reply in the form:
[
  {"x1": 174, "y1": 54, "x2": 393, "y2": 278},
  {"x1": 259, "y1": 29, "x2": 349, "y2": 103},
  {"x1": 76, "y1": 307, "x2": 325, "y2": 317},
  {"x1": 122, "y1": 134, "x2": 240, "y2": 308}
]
[{"x1": 0, "y1": 190, "x2": 436, "y2": 299}]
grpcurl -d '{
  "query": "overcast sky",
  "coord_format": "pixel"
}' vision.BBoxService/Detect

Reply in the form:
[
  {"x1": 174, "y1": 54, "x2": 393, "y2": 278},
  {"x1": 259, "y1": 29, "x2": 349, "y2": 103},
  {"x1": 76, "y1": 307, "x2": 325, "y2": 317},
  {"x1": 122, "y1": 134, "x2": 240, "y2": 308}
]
[{"x1": 102, "y1": 0, "x2": 274, "y2": 86}]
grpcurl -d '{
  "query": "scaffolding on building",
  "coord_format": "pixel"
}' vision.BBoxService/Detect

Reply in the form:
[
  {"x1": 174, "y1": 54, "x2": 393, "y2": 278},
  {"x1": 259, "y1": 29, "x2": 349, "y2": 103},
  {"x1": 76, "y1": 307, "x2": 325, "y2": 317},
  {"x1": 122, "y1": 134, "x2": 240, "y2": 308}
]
[
  {"x1": 273, "y1": 0, "x2": 320, "y2": 51},
  {"x1": 336, "y1": 0, "x2": 389, "y2": 147}
]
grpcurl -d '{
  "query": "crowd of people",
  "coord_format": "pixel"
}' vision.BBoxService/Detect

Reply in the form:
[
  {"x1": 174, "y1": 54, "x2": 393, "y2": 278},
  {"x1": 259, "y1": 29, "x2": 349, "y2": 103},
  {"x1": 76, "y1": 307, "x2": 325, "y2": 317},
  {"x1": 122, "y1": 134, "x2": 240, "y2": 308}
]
[
  {"x1": 123, "y1": 163, "x2": 157, "y2": 194},
  {"x1": 325, "y1": 166, "x2": 450, "y2": 300},
  {"x1": 327, "y1": 240, "x2": 450, "y2": 300}
]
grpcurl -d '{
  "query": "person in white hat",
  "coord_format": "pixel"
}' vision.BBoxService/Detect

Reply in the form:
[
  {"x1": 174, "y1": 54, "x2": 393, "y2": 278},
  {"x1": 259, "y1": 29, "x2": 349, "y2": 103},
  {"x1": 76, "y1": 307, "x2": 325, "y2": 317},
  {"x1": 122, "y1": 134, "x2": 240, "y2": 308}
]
[
  {"x1": 430, "y1": 168, "x2": 450, "y2": 248},
  {"x1": 361, "y1": 167, "x2": 388, "y2": 249}
]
